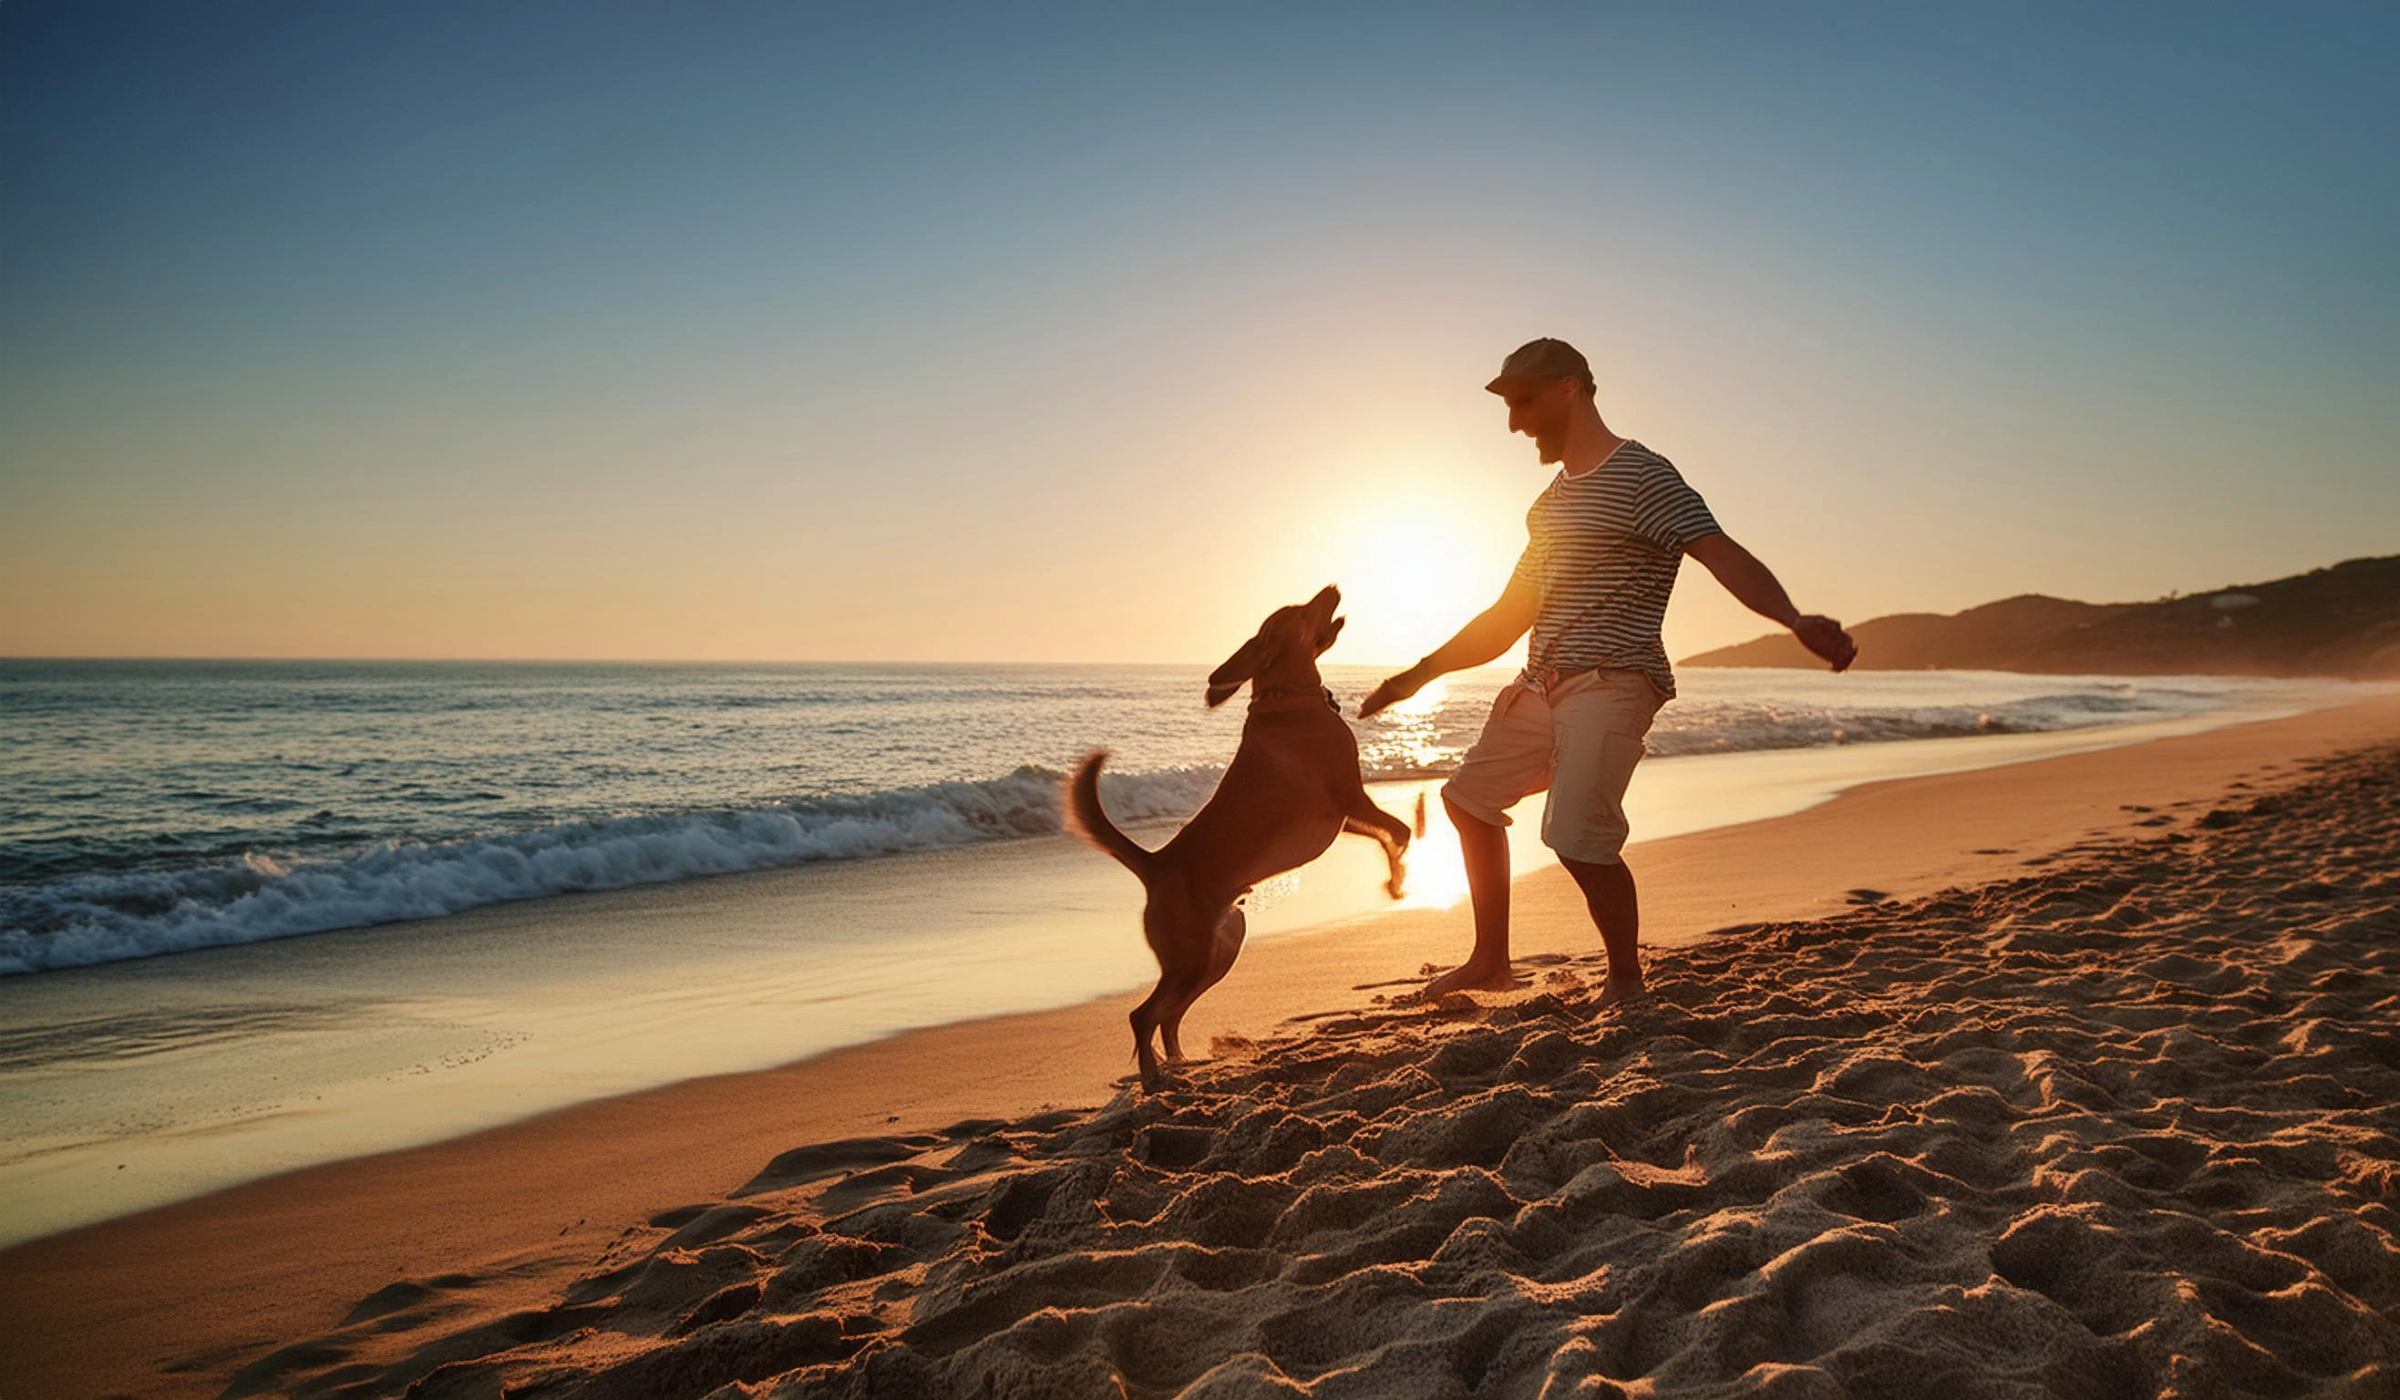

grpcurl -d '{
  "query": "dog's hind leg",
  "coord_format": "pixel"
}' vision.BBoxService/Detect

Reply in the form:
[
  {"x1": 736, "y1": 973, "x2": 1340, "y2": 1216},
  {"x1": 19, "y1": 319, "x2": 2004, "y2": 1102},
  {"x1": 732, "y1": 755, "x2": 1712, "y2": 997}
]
[
  {"x1": 1128, "y1": 977, "x2": 1174, "y2": 1091},
  {"x1": 1343, "y1": 800, "x2": 1414, "y2": 899},
  {"x1": 1156, "y1": 972, "x2": 1203, "y2": 1065},
  {"x1": 1161, "y1": 905, "x2": 1245, "y2": 1063}
]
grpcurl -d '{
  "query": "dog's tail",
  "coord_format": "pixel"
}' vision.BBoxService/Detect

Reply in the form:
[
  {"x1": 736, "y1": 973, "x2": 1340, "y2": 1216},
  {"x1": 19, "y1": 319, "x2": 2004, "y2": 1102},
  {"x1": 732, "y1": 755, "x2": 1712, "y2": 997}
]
[{"x1": 1063, "y1": 750, "x2": 1154, "y2": 878}]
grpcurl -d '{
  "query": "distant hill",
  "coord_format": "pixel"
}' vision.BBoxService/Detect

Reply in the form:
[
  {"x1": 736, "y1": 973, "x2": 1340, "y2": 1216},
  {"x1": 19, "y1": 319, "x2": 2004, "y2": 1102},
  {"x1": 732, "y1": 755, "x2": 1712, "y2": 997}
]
[{"x1": 1682, "y1": 555, "x2": 2400, "y2": 680}]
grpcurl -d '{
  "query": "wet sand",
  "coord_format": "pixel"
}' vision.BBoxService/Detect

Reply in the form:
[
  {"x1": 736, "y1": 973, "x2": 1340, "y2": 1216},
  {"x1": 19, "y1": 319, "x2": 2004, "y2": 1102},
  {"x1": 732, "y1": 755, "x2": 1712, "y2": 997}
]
[{"x1": 4, "y1": 694, "x2": 2397, "y2": 1397}]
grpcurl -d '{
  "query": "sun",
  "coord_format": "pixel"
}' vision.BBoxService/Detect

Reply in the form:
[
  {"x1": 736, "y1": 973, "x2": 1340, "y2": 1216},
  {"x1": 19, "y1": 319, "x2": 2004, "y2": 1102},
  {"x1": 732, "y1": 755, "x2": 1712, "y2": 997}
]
[{"x1": 1321, "y1": 500, "x2": 1514, "y2": 664}]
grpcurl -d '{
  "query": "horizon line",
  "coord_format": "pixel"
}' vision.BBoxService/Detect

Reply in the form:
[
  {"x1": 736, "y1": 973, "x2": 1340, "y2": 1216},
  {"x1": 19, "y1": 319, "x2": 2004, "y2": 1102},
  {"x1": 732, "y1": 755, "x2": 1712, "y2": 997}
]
[{"x1": 0, "y1": 653, "x2": 1554, "y2": 670}]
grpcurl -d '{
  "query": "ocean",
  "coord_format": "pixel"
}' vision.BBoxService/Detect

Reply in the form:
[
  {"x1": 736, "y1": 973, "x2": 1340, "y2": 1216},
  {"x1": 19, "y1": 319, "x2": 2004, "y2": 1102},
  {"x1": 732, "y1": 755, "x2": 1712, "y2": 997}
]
[{"x1": 0, "y1": 659, "x2": 2343, "y2": 976}]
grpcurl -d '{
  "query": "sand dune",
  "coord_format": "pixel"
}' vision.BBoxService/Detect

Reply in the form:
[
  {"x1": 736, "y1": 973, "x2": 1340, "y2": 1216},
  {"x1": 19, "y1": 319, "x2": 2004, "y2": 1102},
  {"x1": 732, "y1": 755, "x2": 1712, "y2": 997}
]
[{"x1": 230, "y1": 745, "x2": 2400, "y2": 1399}]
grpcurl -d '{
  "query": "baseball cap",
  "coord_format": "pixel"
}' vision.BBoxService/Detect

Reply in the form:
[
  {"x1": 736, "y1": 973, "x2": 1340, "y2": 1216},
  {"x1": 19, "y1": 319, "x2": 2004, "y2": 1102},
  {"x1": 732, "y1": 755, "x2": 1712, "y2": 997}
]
[{"x1": 1485, "y1": 337, "x2": 1594, "y2": 396}]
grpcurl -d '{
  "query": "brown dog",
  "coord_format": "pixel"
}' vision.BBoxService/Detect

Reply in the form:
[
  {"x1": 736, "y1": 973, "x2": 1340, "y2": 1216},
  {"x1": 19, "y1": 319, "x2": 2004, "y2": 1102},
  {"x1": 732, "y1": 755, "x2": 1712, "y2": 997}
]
[{"x1": 1066, "y1": 585, "x2": 1414, "y2": 1091}]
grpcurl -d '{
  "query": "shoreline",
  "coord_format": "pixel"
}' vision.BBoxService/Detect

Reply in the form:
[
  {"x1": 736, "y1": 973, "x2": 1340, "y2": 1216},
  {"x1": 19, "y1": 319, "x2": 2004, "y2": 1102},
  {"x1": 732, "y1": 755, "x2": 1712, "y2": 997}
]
[
  {"x1": 3, "y1": 693, "x2": 2398, "y2": 1397},
  {"x1": 2, "y1": 681, "x2": 2368, "y2": 1250}
]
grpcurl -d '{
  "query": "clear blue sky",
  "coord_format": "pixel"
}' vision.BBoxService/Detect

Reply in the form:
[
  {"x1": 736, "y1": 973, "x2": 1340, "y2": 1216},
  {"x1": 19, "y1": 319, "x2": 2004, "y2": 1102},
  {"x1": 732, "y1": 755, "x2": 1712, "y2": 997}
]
[{"x1": 5, "y1": 1, "x2": 2394, "y2": 661}]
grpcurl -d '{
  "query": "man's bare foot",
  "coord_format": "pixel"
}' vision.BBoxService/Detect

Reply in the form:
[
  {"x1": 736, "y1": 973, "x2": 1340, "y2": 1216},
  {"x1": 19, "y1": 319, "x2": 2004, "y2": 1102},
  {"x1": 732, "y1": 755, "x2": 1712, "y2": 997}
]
[
  {"x1": 1420, "y1": 960, "x2": 1527, "y2": 999},
  {"x1": 1593, "y1": 978, "x2": 1647, "y2": 1009}
]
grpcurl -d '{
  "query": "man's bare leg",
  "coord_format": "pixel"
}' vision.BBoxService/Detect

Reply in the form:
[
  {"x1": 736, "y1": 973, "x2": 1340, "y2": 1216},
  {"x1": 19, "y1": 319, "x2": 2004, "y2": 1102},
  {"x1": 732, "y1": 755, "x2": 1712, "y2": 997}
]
[
  {"x1": 1421, "y1": 796, "x2": 1526, "y2": 996},
  {"x1": 1560, "y1": 855, "x2": 1643, "y2": 1005}
]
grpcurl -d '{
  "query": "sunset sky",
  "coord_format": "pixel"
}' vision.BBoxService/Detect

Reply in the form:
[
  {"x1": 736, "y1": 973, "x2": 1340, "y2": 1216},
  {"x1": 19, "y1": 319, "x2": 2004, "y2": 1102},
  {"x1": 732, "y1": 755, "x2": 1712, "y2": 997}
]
[{"x1": 4, "y1": 2, "x2": 2394, "y2": 665}]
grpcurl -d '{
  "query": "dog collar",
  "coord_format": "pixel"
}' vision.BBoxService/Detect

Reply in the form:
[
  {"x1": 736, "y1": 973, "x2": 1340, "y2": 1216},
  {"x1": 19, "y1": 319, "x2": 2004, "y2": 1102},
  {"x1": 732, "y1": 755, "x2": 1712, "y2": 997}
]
[{"x1": 1252, "y1": 684, "x2": 1340, "y2": 713}]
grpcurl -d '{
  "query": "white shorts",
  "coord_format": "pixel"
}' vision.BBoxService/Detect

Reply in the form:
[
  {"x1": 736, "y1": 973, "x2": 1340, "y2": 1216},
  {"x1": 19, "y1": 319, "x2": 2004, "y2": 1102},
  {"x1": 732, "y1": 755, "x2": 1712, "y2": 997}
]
[{"x1": 1439, "y1": 668, "x2": 1664, "y2": 864}]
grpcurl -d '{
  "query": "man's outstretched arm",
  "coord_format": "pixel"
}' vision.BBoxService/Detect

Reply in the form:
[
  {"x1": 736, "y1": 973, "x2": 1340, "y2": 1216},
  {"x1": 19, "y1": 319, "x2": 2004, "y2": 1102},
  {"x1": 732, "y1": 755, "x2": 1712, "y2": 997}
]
[
  {"x1": 1358, "y1": 572, "x2": 1541, "y2": 717},
  {"x1": 1683, "y1": 532, "x2": 1857, "y2": 671}
]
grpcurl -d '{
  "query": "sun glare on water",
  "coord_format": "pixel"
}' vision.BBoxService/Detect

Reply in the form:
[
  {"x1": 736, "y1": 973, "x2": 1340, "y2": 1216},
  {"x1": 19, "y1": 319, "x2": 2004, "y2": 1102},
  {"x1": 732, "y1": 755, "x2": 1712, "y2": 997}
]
[{"x1": 1380, "y1": 675, "x2": 1451, "y2": 767}]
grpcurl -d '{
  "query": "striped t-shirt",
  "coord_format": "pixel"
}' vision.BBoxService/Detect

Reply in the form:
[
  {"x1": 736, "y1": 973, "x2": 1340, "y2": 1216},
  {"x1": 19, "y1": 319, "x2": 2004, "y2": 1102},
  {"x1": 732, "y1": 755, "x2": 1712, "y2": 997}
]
[{"x1": 1508, "y1": 439, "x2": 1720, "y2": 699}]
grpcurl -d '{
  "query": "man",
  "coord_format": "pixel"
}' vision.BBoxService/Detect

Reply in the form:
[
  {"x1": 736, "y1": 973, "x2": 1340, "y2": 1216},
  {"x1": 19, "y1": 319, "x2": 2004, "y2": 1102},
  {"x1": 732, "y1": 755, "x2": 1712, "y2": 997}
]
[{"x1": 1359, "y1": 337, "x2": 1857, "y2": 1005}]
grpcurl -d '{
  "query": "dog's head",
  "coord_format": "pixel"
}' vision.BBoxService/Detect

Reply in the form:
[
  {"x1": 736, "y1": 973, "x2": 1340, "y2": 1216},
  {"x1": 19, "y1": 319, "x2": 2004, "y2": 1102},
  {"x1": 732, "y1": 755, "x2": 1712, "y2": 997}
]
[{"x1": 1205, "y1": 585, "x2": 1344, "y2": 708}]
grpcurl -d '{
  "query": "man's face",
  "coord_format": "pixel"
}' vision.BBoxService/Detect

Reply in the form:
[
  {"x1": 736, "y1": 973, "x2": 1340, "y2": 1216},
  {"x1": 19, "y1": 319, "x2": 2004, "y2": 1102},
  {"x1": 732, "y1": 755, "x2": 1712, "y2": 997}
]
[{"x1": 1502, "y1": 378, "x2": 1574, "y2": 464}]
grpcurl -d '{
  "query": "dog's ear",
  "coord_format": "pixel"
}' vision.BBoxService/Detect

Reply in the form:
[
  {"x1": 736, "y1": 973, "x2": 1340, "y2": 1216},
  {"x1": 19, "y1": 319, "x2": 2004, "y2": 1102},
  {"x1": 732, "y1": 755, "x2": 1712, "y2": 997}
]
[{"x1": 1206, "y1": 633, "x2": 1269, "y2": 708}]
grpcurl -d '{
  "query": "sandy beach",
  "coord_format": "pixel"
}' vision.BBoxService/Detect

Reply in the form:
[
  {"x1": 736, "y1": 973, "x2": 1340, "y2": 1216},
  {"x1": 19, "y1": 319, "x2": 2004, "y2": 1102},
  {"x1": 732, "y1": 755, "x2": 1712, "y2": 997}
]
[
  {"x1": 11, "y1": 4, "x2": 2396, "y2": 1397},
  {"x1": 5, "y1": 695, "x2": 2398, "y2": 1398}
]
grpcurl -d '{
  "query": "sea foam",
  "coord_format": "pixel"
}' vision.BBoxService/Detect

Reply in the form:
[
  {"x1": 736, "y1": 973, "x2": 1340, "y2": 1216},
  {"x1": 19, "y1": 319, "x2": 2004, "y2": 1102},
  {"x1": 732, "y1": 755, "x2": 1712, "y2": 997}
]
[{"x1": 0, "y1": 764, "x2": 1222, "y2": 975}]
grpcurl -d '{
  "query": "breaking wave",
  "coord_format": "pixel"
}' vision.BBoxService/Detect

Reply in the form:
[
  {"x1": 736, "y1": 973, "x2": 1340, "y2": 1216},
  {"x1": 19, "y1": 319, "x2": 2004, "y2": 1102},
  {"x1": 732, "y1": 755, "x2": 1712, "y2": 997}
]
[{"x1": 0, "y1": 765, "x2": 1222, "y2": 975}]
